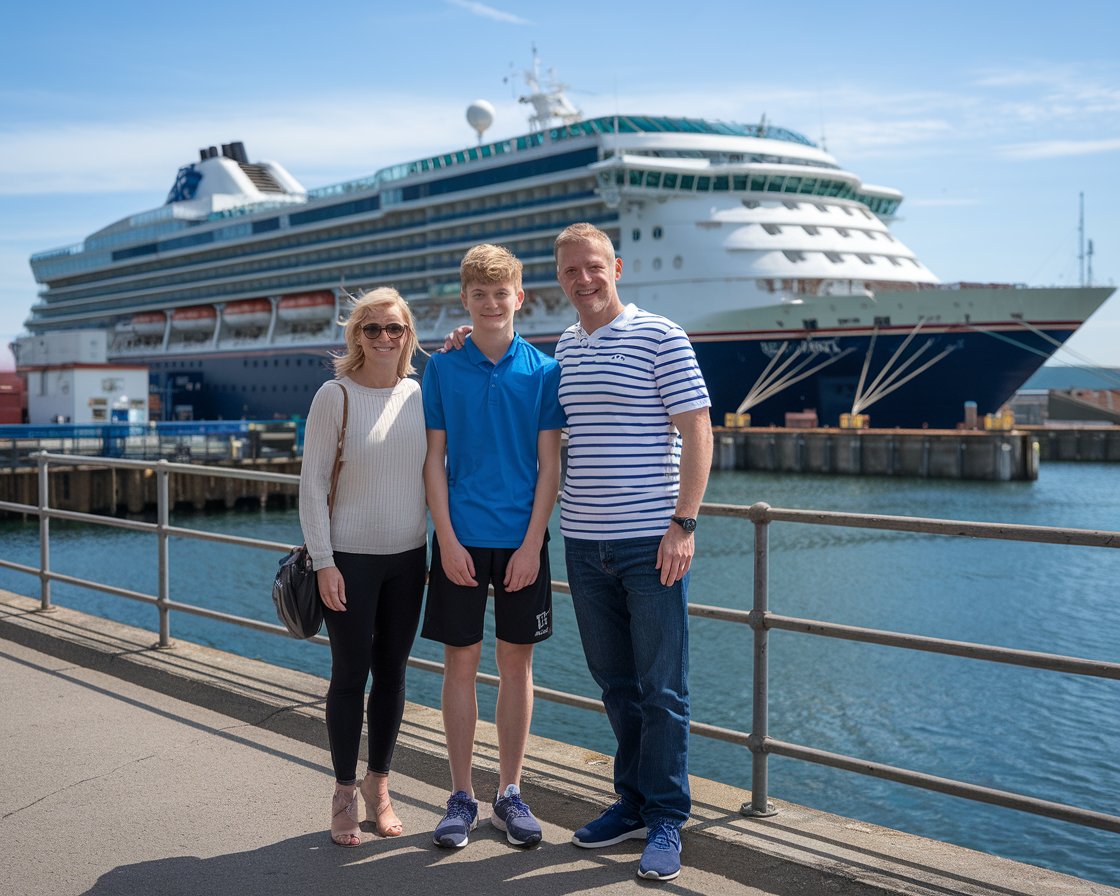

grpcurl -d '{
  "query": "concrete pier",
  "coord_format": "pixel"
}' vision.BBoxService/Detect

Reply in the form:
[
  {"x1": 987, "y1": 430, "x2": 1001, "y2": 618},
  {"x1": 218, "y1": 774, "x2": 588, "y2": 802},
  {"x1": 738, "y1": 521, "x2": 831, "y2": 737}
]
[
  {"x1": 1021, "y1": 425, "x2": 1120, "y2": 462},
  {"x1": 1, "y1": 589, "x2": 1114, "y2": 895},
  {"x1": 713, "y1": 427, "x2": 1040, "y2": 480}
]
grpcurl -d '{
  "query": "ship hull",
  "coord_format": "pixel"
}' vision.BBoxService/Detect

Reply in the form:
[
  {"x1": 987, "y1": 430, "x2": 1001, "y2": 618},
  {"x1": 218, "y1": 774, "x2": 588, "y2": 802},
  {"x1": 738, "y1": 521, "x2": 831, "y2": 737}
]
[{"x1": 688, "y1": 326, "x2": 1071, "y2": 429}]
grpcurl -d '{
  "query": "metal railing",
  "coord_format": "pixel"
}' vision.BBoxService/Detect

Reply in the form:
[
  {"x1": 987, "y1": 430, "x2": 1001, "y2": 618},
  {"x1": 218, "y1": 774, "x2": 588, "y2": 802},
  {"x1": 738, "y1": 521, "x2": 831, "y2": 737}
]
[{"x1": 1, "y1": 452, "x2": 1118, "y2": 838}]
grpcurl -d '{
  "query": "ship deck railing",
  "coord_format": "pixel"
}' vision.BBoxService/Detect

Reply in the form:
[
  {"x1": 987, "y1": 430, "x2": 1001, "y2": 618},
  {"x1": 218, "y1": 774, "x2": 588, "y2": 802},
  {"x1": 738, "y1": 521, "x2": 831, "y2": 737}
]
[{"x1": 1, "y1": 452, "x2": 1118, "y2": 840}]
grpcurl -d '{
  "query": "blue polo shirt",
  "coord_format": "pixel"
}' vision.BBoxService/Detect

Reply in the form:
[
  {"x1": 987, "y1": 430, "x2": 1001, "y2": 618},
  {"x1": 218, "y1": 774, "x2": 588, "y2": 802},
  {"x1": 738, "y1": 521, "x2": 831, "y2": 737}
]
[{"x1": 422, "y1": 333, "x2": 565, "y2": 548}]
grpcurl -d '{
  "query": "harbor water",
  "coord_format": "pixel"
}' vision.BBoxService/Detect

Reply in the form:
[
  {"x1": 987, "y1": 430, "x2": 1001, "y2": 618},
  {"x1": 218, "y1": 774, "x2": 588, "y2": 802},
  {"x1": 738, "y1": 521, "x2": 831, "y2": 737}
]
[{"x1": 1, "y1": 463, "x2": 1118, "y2": 886}]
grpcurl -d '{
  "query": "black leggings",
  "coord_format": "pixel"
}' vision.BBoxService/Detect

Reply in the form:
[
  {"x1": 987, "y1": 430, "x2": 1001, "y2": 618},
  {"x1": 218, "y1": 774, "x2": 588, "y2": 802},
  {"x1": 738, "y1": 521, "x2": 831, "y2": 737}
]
[{"x1": 323, "y1": 546, "x2": 427, "y2": 782}]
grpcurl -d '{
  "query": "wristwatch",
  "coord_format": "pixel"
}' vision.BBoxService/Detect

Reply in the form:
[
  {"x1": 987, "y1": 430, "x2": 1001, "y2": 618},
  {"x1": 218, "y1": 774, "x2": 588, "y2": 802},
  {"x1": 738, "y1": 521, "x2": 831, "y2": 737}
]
[{"x1": 671, "y1": 515, "x2": 697, "y2": 533}]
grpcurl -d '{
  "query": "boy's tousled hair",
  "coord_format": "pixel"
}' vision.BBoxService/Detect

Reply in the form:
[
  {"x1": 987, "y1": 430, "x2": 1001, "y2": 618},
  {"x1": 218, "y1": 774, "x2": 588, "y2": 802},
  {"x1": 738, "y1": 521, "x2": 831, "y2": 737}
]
[
  {"x1": 554, "y1": 223, "x2": 616, "y2": 264},
  {"x1": 460, "y1": 243, "x2": 523, "y2": 292},
  {"x1": 332, "y1": 286, "x2": 422, "y2": 380}
]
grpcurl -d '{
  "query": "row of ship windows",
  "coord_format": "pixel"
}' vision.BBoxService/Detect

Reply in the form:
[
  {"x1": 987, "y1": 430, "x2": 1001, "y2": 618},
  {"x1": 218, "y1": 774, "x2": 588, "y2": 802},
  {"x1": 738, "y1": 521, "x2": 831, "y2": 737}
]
[
  {"x1": 764, "y1": 223, "x2": 894, "y2": 241},
  {"x1": 46, "y1": 179, "x2": 594, "y2": 288},
  {"x1": 47, "y1": 221, "x2": 582, "y2": 311},
  {"x1": 605, "y1": 169, "x2": 901, "y2": 216},
  {"x1": 630, "y1": 221, "x2": 895, "y2": 243},
  {"x1": 781, "y1": 250, "x2": 921, "y2": 268},
  {"x1": 308, "y1": 116, "x2": 815, "y2": 196},
  {"x1": 154, "y1": 358, "x2": 321, "y2": 370},
  {"x1": 208, "y1": 382, "x2": 318, "y2": 393},
  {"x1": 623, "y1": 251, "x2": 918, "y2": 273},
  {"x1": 748, "y1": 199, "x2": 877, "y2": 219},
  {"x1": 90, "y1": 219, "x2": 619, "y2": 317},
  {"x1": 47, "y1": 185, "x2": 599, "y2": 301}
]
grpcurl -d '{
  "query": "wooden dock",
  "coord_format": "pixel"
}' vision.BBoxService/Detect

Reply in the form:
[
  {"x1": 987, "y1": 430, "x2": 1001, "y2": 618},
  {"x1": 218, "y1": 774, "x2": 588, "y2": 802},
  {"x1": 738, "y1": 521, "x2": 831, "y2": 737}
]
[{"x1": 0, "y1": 457, "x2": 300, "y2": 518}]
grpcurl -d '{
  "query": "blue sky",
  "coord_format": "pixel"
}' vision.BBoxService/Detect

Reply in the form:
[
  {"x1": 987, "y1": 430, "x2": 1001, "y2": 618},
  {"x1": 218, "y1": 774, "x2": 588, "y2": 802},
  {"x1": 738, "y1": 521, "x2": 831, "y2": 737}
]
[{"x1": 2, "y1": 0, "x2": 1118, "y2": 365}]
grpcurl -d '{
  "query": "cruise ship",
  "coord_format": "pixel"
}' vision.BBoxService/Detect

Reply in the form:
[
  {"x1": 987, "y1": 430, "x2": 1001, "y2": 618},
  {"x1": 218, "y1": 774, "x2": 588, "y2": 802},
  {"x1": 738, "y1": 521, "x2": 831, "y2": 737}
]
[{"x1": 20, "y1": 56, "x2": 1115, "y2": 427}]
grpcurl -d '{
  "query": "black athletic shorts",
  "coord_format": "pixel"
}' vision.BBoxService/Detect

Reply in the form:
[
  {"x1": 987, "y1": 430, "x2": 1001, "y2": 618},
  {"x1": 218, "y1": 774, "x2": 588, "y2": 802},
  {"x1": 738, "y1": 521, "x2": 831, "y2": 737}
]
[{"x1": 421, "y1": 532, "x2": 553, "y2": 647}]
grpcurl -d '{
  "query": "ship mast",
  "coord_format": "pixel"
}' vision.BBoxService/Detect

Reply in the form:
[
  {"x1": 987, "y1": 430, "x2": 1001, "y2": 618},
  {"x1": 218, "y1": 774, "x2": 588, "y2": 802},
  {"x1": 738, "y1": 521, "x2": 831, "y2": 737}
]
[
  {"x1": 517, "y1": 45, "x2": 582, "y2": 132},
  {"x1": 1079, "y1": 192, "x2": 1085, "y2": 287}
]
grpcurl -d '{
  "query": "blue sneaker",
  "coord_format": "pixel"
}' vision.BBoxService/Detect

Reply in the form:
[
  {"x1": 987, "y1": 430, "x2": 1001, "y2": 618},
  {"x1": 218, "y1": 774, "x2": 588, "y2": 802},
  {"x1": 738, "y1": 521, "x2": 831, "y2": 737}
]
[
  {"x1": 571, "y1": 799, "x2": 647, "y2": 848},
  {"x1": 433, "y1": 790, "x2": 478, "y2": 848},
  {"x1": 491, "y1": 784, "x2": 543, "y2": 846},
  {"x1": 637, "y1": 821, "x2": 682, "y2": 881}
]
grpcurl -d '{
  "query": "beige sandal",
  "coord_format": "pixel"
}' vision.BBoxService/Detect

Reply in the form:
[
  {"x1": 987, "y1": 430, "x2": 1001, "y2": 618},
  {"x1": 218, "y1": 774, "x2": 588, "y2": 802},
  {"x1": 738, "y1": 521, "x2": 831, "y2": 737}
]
[
  {"x1": 361, "y1": 772, "x2": 403, "y2": 837},
  {"x1": 331, "y1": 782, "x2": 362, "y2": 847}
]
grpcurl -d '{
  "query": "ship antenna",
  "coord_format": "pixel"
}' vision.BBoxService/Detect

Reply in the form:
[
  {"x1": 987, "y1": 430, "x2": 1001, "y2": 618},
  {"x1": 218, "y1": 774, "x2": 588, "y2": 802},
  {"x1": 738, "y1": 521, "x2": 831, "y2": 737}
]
[
  {"x1": 517, "y1": 44, "x2": 581, "y2": 132},
  {"x1": 1078, "y1": 192, "x2": 1084, "y2": 287}
]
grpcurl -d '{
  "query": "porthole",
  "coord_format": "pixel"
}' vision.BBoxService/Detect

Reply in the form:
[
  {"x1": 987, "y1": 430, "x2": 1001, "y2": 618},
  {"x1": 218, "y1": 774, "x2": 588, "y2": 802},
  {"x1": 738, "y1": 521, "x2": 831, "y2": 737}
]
[
  {"x1": 632, "y1": 228, "x2": 641, "y2": 242},
  {"x1": 652, "y1": 226, "x2": 663, "y2": 239},
  {"x1": 652, "y1": 258, "x2": 662, "y2": 270},
  {"x1": 673, "y1": 256, "x2": 683, "y2": 269}
]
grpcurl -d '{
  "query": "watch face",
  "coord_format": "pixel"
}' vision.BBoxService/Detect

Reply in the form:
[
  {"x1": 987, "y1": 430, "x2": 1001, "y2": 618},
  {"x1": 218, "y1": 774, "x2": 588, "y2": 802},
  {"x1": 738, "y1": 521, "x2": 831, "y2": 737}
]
[{"x1": 674, "y1": 516, "x2": 697, "y2": 532}]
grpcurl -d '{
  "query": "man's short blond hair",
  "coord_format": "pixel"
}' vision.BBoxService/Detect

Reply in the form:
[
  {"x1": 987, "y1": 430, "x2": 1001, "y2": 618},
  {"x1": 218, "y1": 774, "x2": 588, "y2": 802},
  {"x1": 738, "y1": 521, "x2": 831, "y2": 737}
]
[
  {"x1": 460, "y1": 243, "x2": 523, "y2": 291},
  {"x1": 554, "y1": 223, "x2": 616, "y2": 263}
]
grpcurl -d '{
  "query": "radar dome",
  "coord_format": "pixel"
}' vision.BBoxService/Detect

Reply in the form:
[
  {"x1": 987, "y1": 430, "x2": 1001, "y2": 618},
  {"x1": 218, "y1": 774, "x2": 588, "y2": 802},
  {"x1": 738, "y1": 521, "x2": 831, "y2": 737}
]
[{"x1": 466, "y1": 100, "x2": 495, "y2": 141}]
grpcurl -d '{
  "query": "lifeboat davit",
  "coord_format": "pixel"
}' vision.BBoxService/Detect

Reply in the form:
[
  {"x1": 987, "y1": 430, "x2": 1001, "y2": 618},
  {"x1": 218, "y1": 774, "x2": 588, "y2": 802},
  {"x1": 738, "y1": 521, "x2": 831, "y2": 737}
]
[
  {"x1": 170, "y1": 305, "x2": 218, "y2": 333},
  {"x1": 223, "y1": 298, "x2": 272, "y2": 330},
  {"x1": 129, "y1": 311, "x2": 167, "y2": 337},
  {"x1": 277, "y1": 290, "x2": 335, "y2": 323}
]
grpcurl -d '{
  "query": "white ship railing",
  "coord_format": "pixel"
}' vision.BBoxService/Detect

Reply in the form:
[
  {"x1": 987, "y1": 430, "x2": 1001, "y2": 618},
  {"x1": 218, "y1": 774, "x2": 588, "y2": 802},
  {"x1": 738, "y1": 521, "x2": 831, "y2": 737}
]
[{"x1": 0, "y1": 452, "x2": 1118, "y2": 838}]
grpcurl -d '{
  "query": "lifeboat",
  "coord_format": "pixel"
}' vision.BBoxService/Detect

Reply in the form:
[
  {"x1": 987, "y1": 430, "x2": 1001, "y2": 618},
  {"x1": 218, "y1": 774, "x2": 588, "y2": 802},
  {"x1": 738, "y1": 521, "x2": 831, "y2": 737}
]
[
  {"x1": 170, "y1": 305, "x2": 218, "y2": 333},
  {"x1": 223, "y1": 298, "x2": 272, "y2": 330},
  {"x1": 129, "y1": 311, "x2": 167, "y2": 337},
  {"x1": 277, "y1": 290, "x2": 335, "y2": 323}
]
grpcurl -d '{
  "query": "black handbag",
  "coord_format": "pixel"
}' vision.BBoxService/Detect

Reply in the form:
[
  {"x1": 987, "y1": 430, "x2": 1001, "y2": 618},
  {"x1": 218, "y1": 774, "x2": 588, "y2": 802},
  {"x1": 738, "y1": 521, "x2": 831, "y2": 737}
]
[
  {"x1": 272, "y1": 382, "x2": 348, "y2": 639},
  {"x1": 272, "y1": 544, "x2": 323, "y2": 639}
]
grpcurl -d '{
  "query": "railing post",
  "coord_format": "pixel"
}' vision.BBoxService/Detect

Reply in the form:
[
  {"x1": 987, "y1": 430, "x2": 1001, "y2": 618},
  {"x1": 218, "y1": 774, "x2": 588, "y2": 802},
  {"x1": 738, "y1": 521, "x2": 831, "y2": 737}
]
[
  {"x1": 155, "y1": 459, "x2": 172, "y2": 647},
  {"x1": 36, "y1": 450, "x2": 52, "y2": 612},
  {"x1": 743, "y1": 501, "x2": 777, "y2": 817}
]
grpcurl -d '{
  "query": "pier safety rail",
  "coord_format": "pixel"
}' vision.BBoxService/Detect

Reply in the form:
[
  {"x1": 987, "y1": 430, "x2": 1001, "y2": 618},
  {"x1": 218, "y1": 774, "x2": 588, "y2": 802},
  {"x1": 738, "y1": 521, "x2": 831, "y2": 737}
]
[{"x1": 1, "y1": 451, "x2": 1118, "y2": 839}]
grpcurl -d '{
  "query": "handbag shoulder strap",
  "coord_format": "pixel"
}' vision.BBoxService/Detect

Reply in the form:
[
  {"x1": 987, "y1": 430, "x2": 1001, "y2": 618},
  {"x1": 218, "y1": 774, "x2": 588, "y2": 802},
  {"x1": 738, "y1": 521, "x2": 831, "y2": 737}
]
[{"x1": 326, "y1": 381, "x2": 349, "y2": 519}]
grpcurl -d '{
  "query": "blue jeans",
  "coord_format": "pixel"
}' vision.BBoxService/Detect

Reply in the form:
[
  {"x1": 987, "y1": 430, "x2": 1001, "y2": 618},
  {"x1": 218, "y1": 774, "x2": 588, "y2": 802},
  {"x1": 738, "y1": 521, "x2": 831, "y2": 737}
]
[{"x1": 565, "y1": 535, "x2": 691, "y2": 825}]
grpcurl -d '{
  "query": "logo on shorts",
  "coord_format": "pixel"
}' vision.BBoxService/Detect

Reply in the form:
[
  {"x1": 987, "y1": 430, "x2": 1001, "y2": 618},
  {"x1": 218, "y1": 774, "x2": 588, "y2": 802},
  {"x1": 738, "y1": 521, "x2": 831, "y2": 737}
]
[{"x1": 535, "y1": 610, "x2": 550, "y2": 636}]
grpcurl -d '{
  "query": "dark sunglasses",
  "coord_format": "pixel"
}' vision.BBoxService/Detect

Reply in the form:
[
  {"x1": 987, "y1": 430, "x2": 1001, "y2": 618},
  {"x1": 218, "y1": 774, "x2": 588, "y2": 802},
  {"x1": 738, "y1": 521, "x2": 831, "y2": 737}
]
[{"x1": 361, "y1": 322, "x2": 408, "y2": 340}]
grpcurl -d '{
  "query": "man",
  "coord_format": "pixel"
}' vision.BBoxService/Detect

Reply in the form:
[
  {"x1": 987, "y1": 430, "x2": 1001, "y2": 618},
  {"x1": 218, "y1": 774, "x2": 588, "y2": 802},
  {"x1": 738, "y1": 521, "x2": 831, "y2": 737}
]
[{"x1": 554, "y1": 223, "x2": 712, "y2": 882}]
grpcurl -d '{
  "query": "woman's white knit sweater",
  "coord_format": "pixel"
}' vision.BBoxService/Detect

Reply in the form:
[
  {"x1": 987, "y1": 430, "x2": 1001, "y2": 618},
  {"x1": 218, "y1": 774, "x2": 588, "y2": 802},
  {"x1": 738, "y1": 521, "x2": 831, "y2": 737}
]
[{"x1": 298, "y1": 376, "x2": 427, "y2": 569}]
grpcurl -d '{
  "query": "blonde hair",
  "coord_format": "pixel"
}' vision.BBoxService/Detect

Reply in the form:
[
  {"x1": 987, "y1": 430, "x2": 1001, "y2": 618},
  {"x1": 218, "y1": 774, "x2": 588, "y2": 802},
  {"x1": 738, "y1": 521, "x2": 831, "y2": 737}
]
[
  {"x1": 554, "y1": 223, "x2": 616, "y2": 264},
  {"x1": 332, "y1": 287, "x2": 421, "y2": 379},
  {"x1": 460, "y1": 243, "x2": 523, "y2": 292}
]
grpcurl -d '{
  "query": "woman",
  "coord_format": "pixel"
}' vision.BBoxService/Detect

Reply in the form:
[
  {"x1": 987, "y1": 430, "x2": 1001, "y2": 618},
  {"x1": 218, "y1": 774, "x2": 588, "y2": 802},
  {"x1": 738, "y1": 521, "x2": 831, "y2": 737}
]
[{"x1": 299, "y1": 287, "x2": 428, "y2": 847}]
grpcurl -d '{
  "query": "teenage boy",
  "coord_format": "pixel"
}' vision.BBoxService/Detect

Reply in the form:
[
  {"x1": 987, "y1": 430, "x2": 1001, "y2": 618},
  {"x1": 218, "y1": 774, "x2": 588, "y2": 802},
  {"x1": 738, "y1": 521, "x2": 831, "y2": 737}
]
[{"x1": 421, "y1": 243, "x2": 565, "y2": 849}]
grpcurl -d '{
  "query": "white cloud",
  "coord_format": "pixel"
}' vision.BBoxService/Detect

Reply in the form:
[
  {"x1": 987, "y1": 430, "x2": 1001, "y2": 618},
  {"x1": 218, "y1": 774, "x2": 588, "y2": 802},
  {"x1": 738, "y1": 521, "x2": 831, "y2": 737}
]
[
  {"x1": 998, "y1": 137, "x2": 1120, "y2": 160},
  {"x1": 446, "y1": 0, "x2": 529, "y2": 25},
  {"x1": 906, "y1": 198, "x2": 983, "y2": 207}
]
